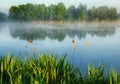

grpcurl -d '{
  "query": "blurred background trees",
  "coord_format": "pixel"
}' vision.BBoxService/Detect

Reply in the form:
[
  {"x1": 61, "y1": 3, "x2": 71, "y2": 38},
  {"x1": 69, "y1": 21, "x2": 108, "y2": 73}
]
[
  {"x1": 0, "y1": 2, "x2": 118, "y2": 21},
  {"x1": 0, "y1": 12, "x2": 7, "y2": 22}
]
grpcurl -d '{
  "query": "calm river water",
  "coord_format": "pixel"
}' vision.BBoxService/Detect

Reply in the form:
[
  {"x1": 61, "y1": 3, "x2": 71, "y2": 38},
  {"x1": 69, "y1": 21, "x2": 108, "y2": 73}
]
[{"x1": 0, "y1": 22, "x2": 120, "y2": 73}]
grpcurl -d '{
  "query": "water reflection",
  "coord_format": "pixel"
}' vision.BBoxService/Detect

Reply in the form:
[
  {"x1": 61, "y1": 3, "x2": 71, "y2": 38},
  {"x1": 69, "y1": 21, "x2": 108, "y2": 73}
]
[
  {"x1": 9, "y1": 24, "x2": 116, "y2": 42},
  {"x1": 0, "y1": 23, "x2": 120, "y2": 73},
  {"x1": 10, "y1": 27, "x2": 66, "y2": 41}
]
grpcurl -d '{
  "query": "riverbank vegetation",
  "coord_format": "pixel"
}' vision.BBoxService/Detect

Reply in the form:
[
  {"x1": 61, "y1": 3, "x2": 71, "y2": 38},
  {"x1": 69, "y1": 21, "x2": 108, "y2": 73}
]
[
  {"x1": 0, "y1": 54, "x2": 120, "y2": 84},
  {"x1": 8, "y1": 3, "x2": 120, "y2": 22},
  {"x1": 0, "y1": 2, "x2": 120, "y2": 22}
]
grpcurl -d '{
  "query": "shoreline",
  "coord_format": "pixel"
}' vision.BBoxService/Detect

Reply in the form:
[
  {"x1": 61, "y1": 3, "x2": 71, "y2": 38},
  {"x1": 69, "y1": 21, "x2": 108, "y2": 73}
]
[
  {"x1": 31, "y1": 20, "x2": 120, "y2": 29},
  {"x1": 31, "y1": 20, "x2": 120, "y2": 25},
  {"x1": 1, "y1": 20, "x2": 120, "y2": 29}
]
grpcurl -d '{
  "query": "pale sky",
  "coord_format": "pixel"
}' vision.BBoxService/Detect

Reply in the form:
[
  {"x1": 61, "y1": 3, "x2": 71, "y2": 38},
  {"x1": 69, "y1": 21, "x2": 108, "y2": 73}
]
[{"x1": 0, "y1": 0, "x2": 120, "y2": 14}]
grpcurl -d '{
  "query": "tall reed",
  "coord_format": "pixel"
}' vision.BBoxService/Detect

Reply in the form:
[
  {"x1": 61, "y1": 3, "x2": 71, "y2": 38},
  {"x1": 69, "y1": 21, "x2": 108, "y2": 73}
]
[{"x1": 0, "y1": 54, "x2": 120, "y2": 84}]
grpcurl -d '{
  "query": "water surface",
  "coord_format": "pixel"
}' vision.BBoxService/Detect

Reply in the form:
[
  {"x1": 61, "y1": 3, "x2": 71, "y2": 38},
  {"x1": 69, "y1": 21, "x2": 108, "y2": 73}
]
[{"x1": 0, "y1": 22, "x2": 120, "y2": 73}]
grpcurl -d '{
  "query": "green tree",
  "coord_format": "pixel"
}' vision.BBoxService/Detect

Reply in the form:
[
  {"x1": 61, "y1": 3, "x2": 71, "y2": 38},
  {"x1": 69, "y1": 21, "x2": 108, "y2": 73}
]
[
  {"x1": 47, "y1": 4, "x2": 57, "y2": 20},
  {"x1": 9, "y1": 6, "x2": 20, "y2": 20},
  {"x1": 67, "y1": 5, "x2": 77, "y2": 21},
  {"x1": 88, "y1": 6, "x2": 117, "y2": 21},
  {"x1": 9, "y1": 3, "x2": 118, "y2": 21},
  {"x1": 108, "y1": 7, "x2": 117, "y2": 20},
  {"x1": 25, "y1": 3, "x2": 35, "y2": 20},
  {"x1": 18, "y1": 5, "x2": 27, "y2": 20},
  {"x1": 88, "y1": 7, "x2": 98, "y2": 21},
  {"x1": 96, "y1": 6, "x2": 109, "y2": 21},
  {"x1": 39, "y1": 4, "x2": 46, "y2": 20},
  {"x1": 56, "y1": 2, "x2": 67, "y2": 20},
  {"x1": 76, "y1": 4, "x2": 88, "y2": 21}
]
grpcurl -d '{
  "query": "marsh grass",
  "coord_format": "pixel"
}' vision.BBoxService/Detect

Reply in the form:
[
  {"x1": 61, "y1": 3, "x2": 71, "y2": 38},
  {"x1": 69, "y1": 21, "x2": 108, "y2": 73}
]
[{"x1": 0, "y1": 54, "x2": 120, "y2": 84}]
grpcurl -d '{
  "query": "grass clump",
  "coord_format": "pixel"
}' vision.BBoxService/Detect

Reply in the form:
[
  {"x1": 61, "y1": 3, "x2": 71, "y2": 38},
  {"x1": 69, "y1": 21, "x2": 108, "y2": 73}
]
[{"x1": 0, "y1": 54, "x2": 120, "y2": 84}]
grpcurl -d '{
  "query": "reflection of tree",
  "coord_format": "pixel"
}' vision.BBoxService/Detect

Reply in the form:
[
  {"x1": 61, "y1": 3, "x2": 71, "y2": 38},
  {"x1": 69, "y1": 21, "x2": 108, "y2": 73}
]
[
  {"x1": 66, "y1": 27, "x2": 116, "y2": 39},
  {"x1": 10, "y1": 27, "x2": 66, "y2": 42},
  {"x1": 9, "y1": 25, "x2": 116, "y2": 42},
  {"x1": 0, "y1": 23, "x2": 6, "y2": 32},
  {"x1": 88, "y1": 28, "x2": 116, "y2": 37},
  {"x1": 48, "y1": 29, "x2": 66, "y2": 41},
  {"x1": 0, "y1": 27, "x2": 1, "y2": 32}
]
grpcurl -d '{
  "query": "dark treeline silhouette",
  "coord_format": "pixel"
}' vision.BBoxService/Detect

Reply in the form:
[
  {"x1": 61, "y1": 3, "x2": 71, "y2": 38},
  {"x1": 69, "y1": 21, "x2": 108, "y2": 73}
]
[
  {"x1": 9, "y1": 3, "x2": 119, "y2": 21},
  {"x1": 0, "y1": 12, "x2": 7, "y2": 22}
]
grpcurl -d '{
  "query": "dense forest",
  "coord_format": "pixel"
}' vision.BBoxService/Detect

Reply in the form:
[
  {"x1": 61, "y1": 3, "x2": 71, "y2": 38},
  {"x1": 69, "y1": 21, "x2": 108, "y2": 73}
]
[
  {"x1": 9, "y1": 3, "x2": 119, "y2": 21},
  {"x1": 0, "y1": 2, "x2": 119, "y2": 22},
  {"x1": 0, "y1": 12, "x2": 7, "y2": 22}
]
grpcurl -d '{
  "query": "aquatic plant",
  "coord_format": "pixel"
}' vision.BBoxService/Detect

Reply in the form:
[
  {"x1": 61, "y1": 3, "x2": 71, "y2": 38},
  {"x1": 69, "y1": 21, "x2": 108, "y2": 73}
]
[
  {"x1": 72, "y1": 38, "x2": 75, "y2": 44},
  {"x1": 28, "y1": 38, "x2": 33, "y2": 43},
  {"x1": 0, "y1": 54, "x2": 120, "y2": 84},
  {"x1": 84, "y1": 41, "x2": 89, "y2": 47}
]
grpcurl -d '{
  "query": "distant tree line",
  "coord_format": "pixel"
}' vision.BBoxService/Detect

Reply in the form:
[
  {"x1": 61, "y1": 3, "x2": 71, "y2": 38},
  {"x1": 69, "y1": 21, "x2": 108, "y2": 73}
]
[
  {"x1": 0, "y1": 12, "x2": 7, "y2": 22},
  {"x1": 7, "y1": 3, "x2": 120, "y2": 21}
]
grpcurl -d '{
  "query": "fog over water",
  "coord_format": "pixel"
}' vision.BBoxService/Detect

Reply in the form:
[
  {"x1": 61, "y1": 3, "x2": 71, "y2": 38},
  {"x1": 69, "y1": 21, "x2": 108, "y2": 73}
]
[{"x1": 0, "y1": 22, "x2": 120, "y2": 73}]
